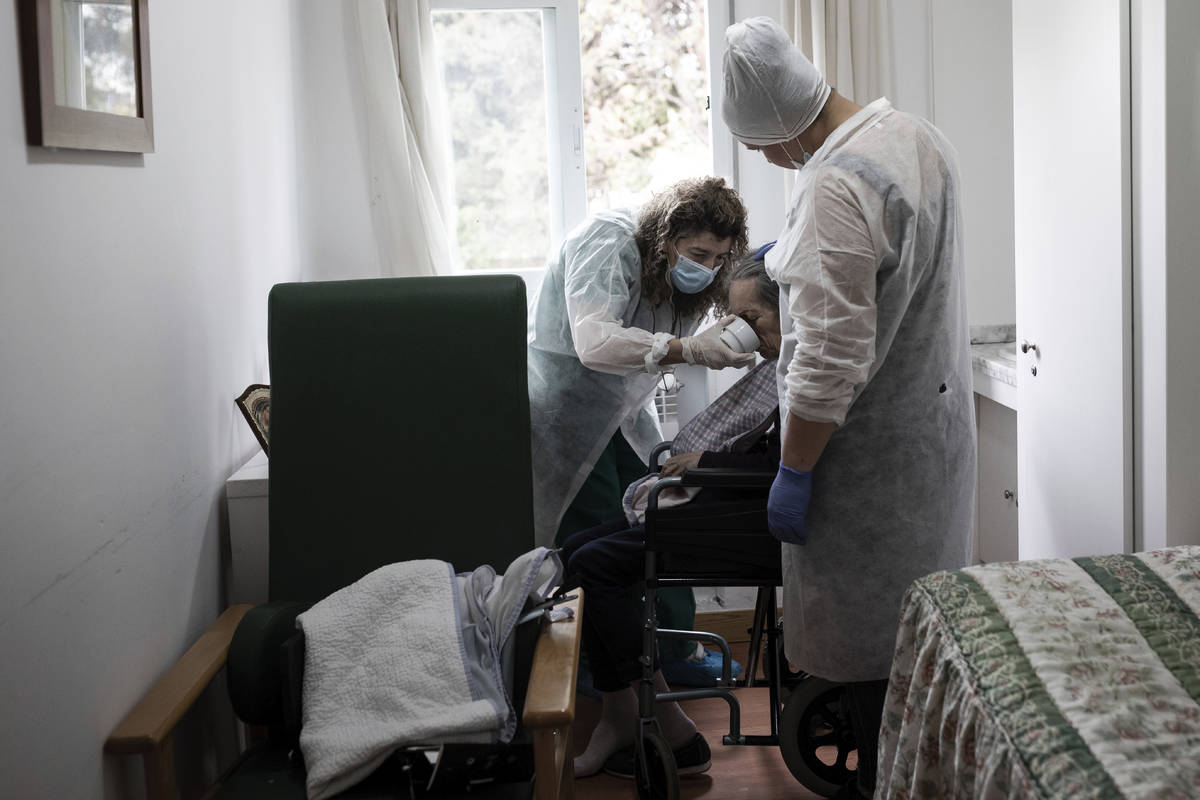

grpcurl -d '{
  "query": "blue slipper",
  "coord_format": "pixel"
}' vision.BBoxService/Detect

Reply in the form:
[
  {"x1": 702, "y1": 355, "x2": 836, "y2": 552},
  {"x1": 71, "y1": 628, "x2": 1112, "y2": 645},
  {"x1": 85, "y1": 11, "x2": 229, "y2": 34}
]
[{"x1": 660, "y1": 648, "x2": 742, "y2": 687}]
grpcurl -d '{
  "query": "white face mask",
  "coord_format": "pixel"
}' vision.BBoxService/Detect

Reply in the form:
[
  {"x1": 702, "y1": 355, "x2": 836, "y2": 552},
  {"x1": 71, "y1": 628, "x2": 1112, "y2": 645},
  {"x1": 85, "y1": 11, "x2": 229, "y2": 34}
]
[{"x1": 783, "y1": 140, "x2": 811, "y2": 169}]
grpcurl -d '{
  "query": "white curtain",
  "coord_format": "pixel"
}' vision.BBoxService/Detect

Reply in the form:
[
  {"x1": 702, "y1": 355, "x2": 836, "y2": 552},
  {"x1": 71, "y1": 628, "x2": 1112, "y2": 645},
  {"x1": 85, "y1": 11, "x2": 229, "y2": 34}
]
[
  {"x1": 354, "y1": 0, "x2": 458, "y2": 277},
  {"x1": 782, "y1": 0, "x2": 894, "y2": 105}
]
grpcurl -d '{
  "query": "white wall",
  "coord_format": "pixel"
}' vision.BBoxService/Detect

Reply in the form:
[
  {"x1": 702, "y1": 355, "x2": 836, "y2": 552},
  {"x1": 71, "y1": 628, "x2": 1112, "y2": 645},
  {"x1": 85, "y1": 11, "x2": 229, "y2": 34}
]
[
  {"x1": 0, "y1": 3, "x2": 302, "y2": 797},
  {"x1": 890, "y1": 0, "x2": 933, "y2": 119},
  {"x1": 724, "y1": 0, "x2": 1016, "y2": 330},
  {"x1": 928, "y1": 0, "x2": 1015, "y2": 328},
  {"x1": 1134, "y1": 0, "x2": 1200, "y2": 550},
  {"x1": 893, "y1": 0, "x2": 1016, "y2": 329},
  {"x1": 1160, "y1": 1, "x2": 1200, "y2": 548}
]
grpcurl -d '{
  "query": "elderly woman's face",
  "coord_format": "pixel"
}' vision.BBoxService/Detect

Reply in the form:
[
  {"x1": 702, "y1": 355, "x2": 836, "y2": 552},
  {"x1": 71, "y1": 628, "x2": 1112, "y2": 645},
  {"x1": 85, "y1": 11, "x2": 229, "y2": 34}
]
[{"x1": 728, "y1": 278, "x2": 781, "y2": 359}]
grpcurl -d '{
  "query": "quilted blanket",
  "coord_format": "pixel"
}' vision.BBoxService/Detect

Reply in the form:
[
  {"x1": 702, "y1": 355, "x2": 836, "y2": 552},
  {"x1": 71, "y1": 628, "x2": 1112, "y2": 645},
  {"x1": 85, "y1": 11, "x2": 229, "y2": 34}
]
[
  {"x1": 879, "y1": 545, "x2": 1200, "y2": 799},
  {"x1": 296, "y1": 547, "x2": 562, "y2": 799}
]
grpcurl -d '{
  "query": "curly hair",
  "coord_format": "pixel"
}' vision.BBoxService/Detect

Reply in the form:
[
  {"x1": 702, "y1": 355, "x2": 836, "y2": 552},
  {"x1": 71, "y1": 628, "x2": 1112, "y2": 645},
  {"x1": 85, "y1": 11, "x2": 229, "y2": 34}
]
[{"x1": 633, "y1": 176, "x2": 749, "y2": 320}]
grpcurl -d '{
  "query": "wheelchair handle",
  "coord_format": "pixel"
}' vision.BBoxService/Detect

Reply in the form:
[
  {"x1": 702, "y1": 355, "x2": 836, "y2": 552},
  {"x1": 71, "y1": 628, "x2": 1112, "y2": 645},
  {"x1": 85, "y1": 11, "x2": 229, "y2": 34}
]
[
  {"x1": 647, "y1": 440, "x2": 674, "y2": 475},
  {"x1": 647, "y1": 475, "x2": 683, "y2": 511}
]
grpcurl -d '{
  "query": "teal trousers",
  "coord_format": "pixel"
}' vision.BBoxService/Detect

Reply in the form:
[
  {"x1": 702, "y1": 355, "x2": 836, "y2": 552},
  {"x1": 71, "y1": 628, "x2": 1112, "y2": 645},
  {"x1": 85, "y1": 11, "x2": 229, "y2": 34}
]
[{"x1": 555, "y1": 431, "x2": 695, "y2": 662}]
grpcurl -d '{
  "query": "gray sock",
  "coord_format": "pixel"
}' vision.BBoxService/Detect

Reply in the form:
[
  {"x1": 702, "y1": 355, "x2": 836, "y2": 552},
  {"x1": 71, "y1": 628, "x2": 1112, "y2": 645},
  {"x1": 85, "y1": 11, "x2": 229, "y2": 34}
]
[{"x1": 573, "y1": 686, "x2": 636, "y2": 777}]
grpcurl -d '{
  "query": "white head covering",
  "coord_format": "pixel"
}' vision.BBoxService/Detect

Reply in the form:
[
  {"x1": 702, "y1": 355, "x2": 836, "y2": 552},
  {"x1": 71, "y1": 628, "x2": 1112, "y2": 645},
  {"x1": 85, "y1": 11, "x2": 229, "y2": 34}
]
[{"x1": 722, "y1": 17, "x2": 831, "y2": 146}]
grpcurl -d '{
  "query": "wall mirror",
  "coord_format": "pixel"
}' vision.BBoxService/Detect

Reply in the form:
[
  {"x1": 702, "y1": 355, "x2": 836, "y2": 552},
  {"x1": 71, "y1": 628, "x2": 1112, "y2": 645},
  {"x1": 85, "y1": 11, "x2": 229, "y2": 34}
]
[{"x1": 20, "y1": 0, "x2": 153, "y2": 153}]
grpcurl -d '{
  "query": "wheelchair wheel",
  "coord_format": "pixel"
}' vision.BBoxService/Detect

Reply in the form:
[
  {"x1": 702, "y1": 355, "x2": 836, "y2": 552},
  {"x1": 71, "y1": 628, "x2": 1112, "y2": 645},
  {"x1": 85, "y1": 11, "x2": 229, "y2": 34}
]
[
  {"x1": 634, "y1": 727, "x2": 680, "y2": 800},
  {"x1": 779, "y1": 676, "x2": 856, "y2": 797}
]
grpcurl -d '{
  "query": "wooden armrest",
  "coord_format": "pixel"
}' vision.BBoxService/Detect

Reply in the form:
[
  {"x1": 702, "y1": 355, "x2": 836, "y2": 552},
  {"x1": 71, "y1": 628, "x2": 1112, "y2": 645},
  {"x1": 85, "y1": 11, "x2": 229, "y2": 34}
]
[
  {"x1": 521, "y1": 591, "x2": 583, "y2": 730},
  {"x1": 106, "y1": 604, "x2": 253, "y2": 754}
]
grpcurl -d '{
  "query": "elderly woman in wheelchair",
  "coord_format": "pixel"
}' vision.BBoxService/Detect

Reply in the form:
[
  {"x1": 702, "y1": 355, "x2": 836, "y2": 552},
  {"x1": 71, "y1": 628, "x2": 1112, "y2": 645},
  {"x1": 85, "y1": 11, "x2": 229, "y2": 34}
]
[{"x1": 559, "y1": 251, "x2": 782, "y2": 781}]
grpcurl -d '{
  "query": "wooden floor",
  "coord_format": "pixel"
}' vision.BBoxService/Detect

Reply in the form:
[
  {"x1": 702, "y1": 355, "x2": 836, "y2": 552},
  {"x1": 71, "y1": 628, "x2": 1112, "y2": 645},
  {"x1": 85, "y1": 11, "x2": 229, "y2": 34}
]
[{"x1": 570, "y1": 686, "x2": 832, "y2": 800}]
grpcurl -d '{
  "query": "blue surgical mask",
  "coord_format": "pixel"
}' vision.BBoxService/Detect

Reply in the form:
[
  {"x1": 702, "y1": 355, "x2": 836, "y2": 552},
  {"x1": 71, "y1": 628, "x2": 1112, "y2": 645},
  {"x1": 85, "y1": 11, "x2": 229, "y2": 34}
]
[{"x1": 670, "y1": 254, "x2": 719, "y2": 294}]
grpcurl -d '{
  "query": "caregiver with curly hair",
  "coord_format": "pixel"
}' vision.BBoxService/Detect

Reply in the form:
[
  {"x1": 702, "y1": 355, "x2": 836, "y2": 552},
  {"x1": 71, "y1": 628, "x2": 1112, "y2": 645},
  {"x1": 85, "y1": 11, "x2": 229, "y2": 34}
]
[{"x1": 528, "y1": 175, "x2": 753, "y2": 547}]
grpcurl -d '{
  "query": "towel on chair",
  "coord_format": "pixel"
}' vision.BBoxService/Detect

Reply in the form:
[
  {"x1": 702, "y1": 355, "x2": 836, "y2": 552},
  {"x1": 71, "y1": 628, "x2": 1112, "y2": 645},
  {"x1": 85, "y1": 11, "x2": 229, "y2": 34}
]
[{"x1": 296, "y1": 546, "x2": 562, "y2": 800}]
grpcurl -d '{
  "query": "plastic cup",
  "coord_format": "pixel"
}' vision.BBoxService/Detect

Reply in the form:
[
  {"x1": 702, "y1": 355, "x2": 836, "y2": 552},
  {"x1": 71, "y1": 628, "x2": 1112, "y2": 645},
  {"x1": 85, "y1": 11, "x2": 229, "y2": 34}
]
[{"x1": 719, "y1": 317, "x2": 759, "y2": 354}]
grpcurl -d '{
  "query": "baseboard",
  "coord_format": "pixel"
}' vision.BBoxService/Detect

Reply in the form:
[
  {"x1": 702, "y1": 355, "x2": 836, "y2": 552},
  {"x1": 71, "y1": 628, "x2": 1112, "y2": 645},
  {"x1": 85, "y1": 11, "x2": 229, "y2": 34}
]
[{"x1": 693, "y1": 606, "x2": 781, "y2": 646}]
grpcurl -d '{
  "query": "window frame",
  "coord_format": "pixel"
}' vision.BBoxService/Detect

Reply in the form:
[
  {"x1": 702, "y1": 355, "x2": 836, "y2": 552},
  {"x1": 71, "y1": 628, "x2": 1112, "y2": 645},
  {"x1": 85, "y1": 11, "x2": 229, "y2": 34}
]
[
  {"x1": 428, "y1": 0, "x2": 732, "y2": 286},
  {"x1": 706, "y1": 0, "x2": 736, "y2": 185},
  {"x1": 429, "y1": 0, "x2": 586, "y2": 284}
]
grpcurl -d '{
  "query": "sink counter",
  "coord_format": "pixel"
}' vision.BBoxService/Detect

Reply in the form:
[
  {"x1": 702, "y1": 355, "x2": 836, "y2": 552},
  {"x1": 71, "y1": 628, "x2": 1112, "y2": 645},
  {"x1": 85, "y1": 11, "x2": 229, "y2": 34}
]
[{"x1": 970, "y1": 327, "x2": 1017, "y2": 410}]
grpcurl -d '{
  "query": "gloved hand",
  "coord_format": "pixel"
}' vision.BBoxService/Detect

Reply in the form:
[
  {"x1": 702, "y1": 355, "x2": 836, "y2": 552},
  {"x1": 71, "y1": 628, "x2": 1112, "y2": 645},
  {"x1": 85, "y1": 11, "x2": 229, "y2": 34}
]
[
  {"x1": 767, "y1": 464, "x2": 813, "y2": 544},
  {"x1": 681, "y1": 316, "x2": 756, "y2": 369}
]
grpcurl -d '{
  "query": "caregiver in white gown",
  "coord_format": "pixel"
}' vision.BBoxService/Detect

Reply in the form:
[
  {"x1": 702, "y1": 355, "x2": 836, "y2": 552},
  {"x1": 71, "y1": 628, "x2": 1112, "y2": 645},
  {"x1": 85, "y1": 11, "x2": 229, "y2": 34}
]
[{"x1": 722, "y1": 17, "x2": 976, "y2": 800}]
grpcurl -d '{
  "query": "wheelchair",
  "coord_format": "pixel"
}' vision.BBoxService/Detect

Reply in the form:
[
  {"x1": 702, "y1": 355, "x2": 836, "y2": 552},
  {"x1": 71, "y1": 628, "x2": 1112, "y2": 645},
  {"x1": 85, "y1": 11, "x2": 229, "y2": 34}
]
[{"x1": 631, "y1": 442, "x2": 858, "y2": 799}]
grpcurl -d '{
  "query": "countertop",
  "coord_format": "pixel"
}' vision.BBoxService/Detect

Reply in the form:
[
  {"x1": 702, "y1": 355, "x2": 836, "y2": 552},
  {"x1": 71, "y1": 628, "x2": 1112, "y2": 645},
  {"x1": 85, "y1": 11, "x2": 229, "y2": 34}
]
[
  {"x1": 970, "y1": 325, "x2": 1017, "y2": 410},
  {"x1": 971, "y1": 341, "x2": 1017, "y2": 388}
]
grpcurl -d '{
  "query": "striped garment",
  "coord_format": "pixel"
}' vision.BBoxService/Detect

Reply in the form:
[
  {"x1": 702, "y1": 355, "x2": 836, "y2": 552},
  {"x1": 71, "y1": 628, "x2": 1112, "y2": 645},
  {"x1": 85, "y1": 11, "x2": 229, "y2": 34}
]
[
  {"x1": 878, "y1": 545, "x2": 1200, "y2": 799},
  {"x1": 670, "y1": 358, "x2": 778, "y2": 455},
  {"x1": 621, "y1": 359, "x2": 778, "y2": 525}
]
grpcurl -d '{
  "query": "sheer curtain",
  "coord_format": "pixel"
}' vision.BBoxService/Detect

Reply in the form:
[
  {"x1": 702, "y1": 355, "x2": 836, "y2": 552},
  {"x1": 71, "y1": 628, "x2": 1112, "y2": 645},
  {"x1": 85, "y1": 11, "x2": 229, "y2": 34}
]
[
  {"x1": 783, "y1": 0, "x2": 894, "y2": 105},
  {"x1": 354, "y1": 0, "x2": 457, "y2": 277}
]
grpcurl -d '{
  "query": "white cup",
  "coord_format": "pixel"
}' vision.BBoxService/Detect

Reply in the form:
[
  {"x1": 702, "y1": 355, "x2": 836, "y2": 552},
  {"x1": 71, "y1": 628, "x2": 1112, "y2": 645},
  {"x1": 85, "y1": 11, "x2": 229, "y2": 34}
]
[{"x1": 719, "y1": 316, "x2": 759, "y2": 354}]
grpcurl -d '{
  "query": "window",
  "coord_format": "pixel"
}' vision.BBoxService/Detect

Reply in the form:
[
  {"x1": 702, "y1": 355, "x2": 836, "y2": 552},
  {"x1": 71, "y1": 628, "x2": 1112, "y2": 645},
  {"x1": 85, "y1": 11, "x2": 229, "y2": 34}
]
[
  {"x1": 430, "y1": 1, "x2": 716, "y2": 275},
  {"x1": 579, "y1": 1, "x2": 712, "y2": 213},
  {"x1": 431, "y1": 1, "x2": 586, "y2": 274}
]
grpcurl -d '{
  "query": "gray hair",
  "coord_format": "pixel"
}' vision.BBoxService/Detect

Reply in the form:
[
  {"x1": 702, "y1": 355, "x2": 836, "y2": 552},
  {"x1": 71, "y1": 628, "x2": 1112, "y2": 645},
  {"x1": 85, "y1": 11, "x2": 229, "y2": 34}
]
[{"x1": 726, "y1": 250, "x2": 779, "y2": 309}]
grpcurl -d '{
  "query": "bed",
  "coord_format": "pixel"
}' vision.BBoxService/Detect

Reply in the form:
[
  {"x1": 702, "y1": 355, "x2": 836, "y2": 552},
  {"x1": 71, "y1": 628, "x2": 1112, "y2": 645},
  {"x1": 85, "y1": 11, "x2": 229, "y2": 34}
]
[{"x1": 877, "y1": 545, "x2": 1200, "y2": 799}]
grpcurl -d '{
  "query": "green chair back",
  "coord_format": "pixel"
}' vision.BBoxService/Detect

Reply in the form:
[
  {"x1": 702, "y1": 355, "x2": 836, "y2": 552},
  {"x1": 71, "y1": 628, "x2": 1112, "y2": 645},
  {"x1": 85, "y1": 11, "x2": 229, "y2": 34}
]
[{"x1": 267, "y1": 276, "x2": 533, "y2": 602}]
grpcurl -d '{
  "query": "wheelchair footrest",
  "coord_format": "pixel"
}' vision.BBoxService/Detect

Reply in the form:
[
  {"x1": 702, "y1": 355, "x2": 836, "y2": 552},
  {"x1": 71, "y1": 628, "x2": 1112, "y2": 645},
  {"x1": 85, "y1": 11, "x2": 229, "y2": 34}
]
[{"x1": 722, "y1": 733, "x2": 779, "y2": 747}]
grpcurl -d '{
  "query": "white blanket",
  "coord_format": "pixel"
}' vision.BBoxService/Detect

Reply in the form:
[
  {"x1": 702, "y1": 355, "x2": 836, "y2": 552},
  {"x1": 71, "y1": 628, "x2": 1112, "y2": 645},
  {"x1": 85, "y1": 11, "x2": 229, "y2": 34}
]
[{"x1": 296, "y1": 547, "x2": 562, "y2": 799}]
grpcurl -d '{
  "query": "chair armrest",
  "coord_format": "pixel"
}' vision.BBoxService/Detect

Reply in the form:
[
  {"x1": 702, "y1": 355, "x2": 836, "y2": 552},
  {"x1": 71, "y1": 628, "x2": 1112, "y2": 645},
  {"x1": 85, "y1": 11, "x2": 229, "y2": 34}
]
[
  {"x1": 521, "y1": 591, "x2": 584, "y2": 730},
  {"x1": 677, "y1": 467, "x2": 776, "y2": 489},
  {"x1": 106, "y1": 604, "x2": 253, "y2": 755}
]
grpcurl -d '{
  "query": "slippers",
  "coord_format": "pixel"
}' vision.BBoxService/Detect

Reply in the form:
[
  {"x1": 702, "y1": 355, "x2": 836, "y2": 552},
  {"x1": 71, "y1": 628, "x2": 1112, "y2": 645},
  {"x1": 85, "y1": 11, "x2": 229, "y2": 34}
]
[{"x1": 660, "y1": 648, "x2": 742, "y2": 687}]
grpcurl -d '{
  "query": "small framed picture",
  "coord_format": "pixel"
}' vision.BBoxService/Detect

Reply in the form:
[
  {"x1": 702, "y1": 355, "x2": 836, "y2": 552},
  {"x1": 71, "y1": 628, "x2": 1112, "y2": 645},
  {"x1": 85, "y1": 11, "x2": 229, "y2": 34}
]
[{"x1": 235, "y1": 384, "x2": 271, "y2": 456}]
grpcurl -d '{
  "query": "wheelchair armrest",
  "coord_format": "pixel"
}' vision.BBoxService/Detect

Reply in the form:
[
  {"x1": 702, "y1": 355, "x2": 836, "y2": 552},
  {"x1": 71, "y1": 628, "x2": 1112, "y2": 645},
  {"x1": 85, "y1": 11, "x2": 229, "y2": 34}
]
[{"x1": 677, "y1": 467, "x2": 776, "y2": 489}]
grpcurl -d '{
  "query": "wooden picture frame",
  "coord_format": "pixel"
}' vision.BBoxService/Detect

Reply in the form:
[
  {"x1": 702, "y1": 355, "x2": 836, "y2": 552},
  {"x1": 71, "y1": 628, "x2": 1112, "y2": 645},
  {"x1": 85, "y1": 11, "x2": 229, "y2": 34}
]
[
  {"x1": 19, "y1": 0, "x2": 154, "y2": 153},
  {"x1": 234, "y1": 385, "x2": 271, "y2": 457}
]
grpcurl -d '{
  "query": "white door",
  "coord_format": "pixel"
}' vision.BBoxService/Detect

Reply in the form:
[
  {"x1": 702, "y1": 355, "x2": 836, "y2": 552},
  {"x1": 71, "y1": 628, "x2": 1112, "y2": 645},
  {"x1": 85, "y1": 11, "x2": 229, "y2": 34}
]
[{"x1": 1012, "y1": 0, "x2": 1133, "y2": 559}]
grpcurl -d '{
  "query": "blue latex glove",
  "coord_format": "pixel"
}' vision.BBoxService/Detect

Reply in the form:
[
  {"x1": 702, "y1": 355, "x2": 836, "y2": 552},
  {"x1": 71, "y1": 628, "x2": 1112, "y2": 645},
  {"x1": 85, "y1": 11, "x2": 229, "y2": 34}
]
[{"x1": 767, "y1": 464, "x2": 813, "y2": 544}]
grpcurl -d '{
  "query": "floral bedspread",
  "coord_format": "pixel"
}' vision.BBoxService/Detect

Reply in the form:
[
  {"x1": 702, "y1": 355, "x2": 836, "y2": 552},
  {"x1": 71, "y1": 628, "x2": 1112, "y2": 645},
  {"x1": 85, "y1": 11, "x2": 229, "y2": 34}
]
[{"x1": 877, "y1": 546, "x2": 1200, "y2": 799}]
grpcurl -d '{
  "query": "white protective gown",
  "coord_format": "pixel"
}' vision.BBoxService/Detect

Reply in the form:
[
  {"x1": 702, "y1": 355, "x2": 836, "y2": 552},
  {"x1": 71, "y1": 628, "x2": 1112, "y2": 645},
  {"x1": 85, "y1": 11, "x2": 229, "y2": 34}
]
[
  {"x1": 767, "y1": 99, "x2": 976, "y2": 683},
  {"x1": 528, "y1": 209, "x2": 704, "y2": 546}
]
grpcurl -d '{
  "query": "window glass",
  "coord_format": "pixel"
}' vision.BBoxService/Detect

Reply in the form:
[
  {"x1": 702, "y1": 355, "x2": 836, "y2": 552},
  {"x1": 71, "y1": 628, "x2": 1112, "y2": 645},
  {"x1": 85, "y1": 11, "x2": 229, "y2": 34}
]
[
  {"x1": 580, "y1": 0, "x2": 711, "y2": 213},
  {"x1": 432, "y1": 10, "x2": 552, "y2": 271}
]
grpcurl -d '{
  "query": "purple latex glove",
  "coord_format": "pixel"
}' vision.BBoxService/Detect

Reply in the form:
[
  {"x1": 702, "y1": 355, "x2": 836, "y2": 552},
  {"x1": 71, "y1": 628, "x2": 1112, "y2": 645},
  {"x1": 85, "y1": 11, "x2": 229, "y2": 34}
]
[{"x1": 767, "y1": 464, "x2": 813, "y2": 544}]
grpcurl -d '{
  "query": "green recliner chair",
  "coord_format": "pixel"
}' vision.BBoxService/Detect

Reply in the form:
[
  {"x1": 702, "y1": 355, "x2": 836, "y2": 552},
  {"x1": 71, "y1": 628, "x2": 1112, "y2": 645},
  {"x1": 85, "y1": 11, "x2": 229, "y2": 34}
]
[{"x1": 106, "y1": 276, "x2": 582, "y2": 800}]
